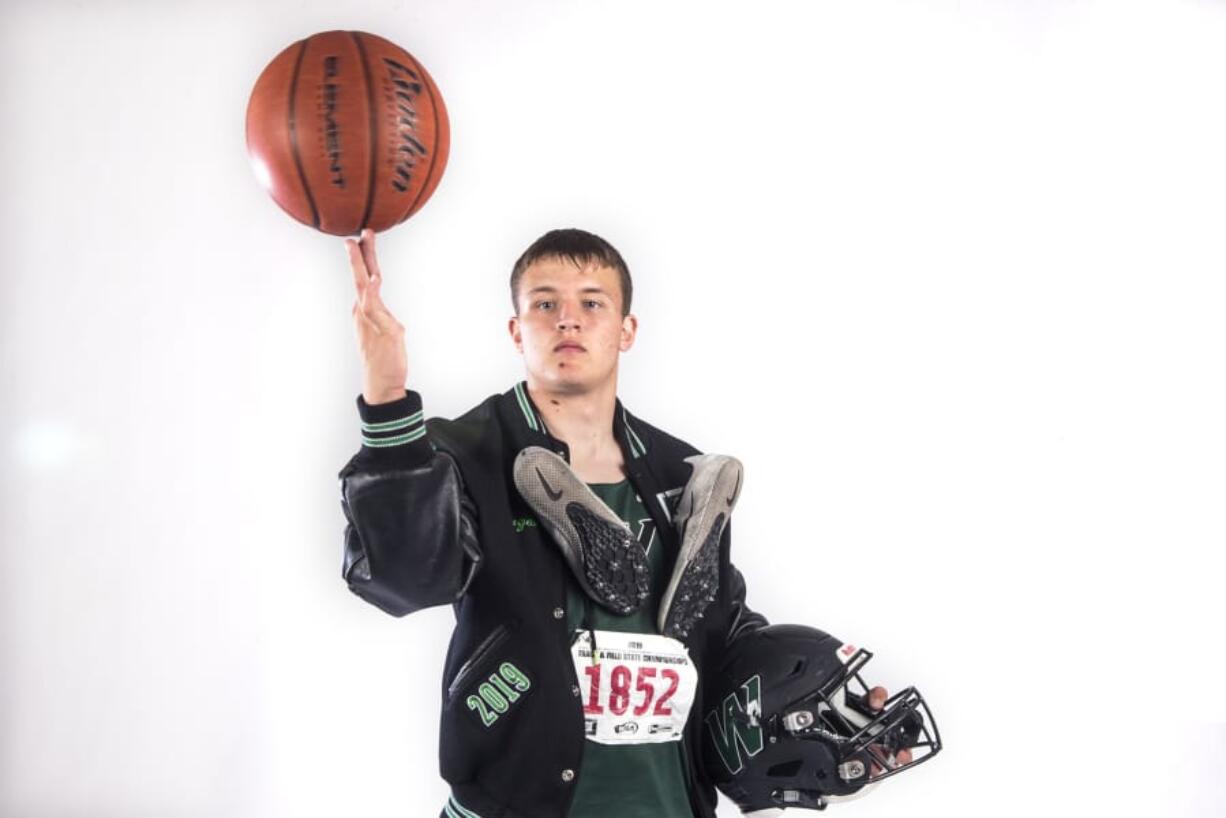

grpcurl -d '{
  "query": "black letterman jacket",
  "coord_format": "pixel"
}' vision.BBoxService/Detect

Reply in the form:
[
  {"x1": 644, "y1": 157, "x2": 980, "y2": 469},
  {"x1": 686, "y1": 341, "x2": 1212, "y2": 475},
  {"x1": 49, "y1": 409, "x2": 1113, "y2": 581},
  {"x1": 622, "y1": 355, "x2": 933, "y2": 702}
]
[{"x1": 337, "y1": 381, "x2": 768, "y2": 818}]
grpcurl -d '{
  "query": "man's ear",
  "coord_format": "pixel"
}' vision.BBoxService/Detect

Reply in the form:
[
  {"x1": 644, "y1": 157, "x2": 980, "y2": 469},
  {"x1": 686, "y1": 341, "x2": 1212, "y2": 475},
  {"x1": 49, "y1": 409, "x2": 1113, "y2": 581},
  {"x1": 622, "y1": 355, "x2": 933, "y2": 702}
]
[
  {"x1": 619, "y1": 313, "x2": 638, "y2": 352},
  {"x1": 508, "y1": 315, "x2": 522, "y2": 353}
]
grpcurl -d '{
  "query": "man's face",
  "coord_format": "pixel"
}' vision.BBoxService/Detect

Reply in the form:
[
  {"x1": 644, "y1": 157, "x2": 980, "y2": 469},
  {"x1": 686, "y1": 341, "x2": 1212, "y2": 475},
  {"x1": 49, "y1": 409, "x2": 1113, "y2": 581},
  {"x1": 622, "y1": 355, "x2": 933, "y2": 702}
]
[{"x1": 508, "y1": 256, "x2": 637, "y2": 394}]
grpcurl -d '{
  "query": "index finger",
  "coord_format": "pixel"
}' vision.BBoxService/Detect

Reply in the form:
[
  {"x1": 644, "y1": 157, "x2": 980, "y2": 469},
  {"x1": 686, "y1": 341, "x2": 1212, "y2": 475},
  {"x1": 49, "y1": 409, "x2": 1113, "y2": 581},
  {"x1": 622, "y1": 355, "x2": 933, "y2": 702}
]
[
  {"x1": 358, "y1": 228, "x2": 383, "y2": 280},
  {"x1": 346, "y1": 235, "x2": 371, "y2": 298}
]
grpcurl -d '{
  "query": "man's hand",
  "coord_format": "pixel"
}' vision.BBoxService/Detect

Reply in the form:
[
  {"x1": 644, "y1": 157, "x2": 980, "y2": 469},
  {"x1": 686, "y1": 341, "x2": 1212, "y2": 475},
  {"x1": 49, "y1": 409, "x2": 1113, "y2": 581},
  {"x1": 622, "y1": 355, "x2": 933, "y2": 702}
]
[
  {"x1": 347, "y1": 228, "x2": 408, "y2": 405},
  {"x1": 866, "y1": 686, "x2": 913, "y2": 776}
]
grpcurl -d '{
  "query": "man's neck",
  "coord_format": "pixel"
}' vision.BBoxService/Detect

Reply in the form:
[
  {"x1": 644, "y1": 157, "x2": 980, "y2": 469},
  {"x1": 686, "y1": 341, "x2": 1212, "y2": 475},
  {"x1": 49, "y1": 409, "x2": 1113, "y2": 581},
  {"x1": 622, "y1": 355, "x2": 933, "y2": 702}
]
[{"x1": 525, "y1": 376, "x2": 619, "y2": 462}]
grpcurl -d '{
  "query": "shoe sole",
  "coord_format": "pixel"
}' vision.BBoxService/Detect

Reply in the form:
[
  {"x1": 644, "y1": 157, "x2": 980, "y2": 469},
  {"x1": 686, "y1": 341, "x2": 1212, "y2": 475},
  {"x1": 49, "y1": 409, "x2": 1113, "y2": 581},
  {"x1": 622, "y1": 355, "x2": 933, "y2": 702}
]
[
  {"x1": 659, "y1": 454, "x2": 743, "y2": 638},
  {"x1": 512, "y1": 446, "x2": 649, "y2": 615}
]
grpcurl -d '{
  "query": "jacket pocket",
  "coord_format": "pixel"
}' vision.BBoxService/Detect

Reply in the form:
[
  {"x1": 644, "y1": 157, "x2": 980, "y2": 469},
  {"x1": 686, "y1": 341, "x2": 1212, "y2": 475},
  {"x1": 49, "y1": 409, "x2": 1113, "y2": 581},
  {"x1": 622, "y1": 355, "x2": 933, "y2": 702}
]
[
  {"x1": 446, "y1": 623, "x2": 511, "y2": 701},
  {"x1": 444, "y1": 620, "x2": 536, "y2": 737}
]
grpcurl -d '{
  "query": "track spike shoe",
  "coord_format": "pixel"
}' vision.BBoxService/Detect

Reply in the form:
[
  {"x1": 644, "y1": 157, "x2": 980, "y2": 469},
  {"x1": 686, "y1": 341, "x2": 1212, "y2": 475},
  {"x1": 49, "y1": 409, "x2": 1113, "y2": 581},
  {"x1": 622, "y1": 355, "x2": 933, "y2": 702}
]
[
  {"x1": 659, "y1": 453, "x2": 744, "y2": 638},
  {"x1": 513, "y1": 446, "x2": 650, "y2": 615}
]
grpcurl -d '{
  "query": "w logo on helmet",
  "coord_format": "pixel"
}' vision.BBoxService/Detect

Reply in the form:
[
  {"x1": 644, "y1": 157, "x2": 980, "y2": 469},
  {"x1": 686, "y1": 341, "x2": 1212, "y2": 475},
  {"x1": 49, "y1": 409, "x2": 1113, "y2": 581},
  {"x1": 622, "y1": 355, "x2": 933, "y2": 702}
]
[{"x1": 704, "y1": 674, "x2": 764, "y2": 775}]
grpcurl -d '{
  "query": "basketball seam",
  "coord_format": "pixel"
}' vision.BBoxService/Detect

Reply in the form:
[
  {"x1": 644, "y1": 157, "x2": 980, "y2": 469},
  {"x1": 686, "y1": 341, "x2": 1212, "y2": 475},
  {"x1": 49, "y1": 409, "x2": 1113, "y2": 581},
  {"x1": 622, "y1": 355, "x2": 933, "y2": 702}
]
[
  {"x1": 396, "y1": 49, "x2": 442, "y2": 224},
  {"x1": 352, "y1": 32, "x2": 378, "y2": 234},
  {"x1": 288, "y1": 38, "x2": 320, "y2": 230}
]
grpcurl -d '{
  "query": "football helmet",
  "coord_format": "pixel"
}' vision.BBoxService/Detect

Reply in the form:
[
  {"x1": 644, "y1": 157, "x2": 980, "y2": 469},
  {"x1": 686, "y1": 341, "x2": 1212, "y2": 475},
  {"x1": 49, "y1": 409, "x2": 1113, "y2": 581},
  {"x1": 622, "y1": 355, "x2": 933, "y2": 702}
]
[{"x1": 702, "y1": 624, "x2": 941, "y2": 812}]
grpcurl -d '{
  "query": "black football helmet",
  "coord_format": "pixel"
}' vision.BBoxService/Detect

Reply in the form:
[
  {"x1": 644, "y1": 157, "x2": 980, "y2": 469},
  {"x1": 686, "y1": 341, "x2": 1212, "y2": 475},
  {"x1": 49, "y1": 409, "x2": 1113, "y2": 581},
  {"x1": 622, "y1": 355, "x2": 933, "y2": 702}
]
[{"x1": 702, "y1": 624, "x2": 941, "y2": 812}]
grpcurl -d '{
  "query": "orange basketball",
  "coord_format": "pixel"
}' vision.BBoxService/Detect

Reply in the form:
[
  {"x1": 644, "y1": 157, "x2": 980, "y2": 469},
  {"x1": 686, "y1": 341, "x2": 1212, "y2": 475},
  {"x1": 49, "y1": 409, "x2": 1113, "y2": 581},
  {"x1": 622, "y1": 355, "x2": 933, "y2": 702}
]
[{"x1": 245, "y1": 31, "x2": 450, "y2": 236}]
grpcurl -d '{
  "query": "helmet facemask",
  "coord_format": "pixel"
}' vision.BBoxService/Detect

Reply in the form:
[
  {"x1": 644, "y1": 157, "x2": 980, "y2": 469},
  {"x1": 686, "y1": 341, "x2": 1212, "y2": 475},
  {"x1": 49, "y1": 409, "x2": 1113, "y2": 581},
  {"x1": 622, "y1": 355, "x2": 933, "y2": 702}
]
[{"x1": 767, "y1": 647, "x2": 941, "y2": 807}]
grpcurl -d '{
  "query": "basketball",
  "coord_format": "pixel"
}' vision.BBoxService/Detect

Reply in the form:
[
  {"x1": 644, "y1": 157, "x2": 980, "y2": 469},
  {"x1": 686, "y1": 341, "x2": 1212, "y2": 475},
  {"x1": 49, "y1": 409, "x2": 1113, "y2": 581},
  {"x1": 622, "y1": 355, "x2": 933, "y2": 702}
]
[{"x1": 245, "y1": 30, "x2": 450, "y2": 236}]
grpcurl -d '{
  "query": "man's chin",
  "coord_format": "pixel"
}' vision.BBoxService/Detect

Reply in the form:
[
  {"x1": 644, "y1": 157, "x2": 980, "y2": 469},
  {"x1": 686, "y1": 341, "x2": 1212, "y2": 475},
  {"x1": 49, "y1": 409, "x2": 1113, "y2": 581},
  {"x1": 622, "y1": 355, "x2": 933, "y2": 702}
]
[{"x1": 532, "y1": 364, "x2": 611, "y2": 394}]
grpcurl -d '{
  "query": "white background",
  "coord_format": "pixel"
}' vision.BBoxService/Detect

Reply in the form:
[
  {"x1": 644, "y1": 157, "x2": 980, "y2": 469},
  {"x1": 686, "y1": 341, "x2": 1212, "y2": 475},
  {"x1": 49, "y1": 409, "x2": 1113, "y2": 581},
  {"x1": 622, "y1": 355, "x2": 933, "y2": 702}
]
[{"x1": 2, "y1": 0, "x2": 1224, "y2": 816}]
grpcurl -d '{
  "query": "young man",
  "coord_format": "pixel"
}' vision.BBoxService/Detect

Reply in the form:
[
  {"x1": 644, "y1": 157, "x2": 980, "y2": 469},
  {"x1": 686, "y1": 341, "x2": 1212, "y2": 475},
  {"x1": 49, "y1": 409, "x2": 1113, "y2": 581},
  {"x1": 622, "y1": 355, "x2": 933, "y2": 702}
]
[{"x1": 337, "y1": 228, "x2": 909, "y2": 817}]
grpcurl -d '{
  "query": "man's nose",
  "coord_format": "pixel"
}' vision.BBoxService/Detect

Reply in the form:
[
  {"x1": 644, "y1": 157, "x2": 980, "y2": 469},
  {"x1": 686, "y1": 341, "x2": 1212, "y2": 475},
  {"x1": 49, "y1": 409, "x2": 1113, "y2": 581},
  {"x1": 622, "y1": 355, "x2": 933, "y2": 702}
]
[{"x1": 555, "y1": 301, "x2": 581, "y2": 329}]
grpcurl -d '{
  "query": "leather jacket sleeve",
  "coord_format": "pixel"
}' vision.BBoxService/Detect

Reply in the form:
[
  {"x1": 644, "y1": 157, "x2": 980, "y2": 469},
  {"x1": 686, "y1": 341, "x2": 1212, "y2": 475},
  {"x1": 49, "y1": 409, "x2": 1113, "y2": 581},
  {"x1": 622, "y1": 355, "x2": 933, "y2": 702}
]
[
  {"x1": 724, "y1": 560, "x2": 769, "y2": 647},
  {"x1": 337, "y1": 391, "x2": 482, "y2": 617}
]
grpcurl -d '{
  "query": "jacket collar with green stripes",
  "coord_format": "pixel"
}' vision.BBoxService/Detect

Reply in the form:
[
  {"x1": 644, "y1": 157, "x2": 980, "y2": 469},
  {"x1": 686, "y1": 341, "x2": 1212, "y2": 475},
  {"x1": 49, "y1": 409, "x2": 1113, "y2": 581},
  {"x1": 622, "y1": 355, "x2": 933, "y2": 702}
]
[{"x1": 500, "y1": 380, "x2": 649, "y2": 464}]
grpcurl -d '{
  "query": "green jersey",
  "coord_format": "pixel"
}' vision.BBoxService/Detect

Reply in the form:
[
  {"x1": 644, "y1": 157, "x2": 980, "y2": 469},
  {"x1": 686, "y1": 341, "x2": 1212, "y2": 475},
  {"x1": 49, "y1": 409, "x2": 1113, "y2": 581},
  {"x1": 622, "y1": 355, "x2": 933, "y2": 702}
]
[{"x1": 564, "y1": 479, "x2": 694, "y2": 818}]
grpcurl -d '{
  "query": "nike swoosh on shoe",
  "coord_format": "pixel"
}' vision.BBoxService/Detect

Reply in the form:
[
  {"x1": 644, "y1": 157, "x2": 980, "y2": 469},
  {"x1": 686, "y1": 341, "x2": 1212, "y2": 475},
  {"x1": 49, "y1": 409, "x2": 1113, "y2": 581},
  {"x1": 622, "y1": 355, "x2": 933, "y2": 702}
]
[{"x1": 535, "y1": 467, "x2": 563, "y2": 501}]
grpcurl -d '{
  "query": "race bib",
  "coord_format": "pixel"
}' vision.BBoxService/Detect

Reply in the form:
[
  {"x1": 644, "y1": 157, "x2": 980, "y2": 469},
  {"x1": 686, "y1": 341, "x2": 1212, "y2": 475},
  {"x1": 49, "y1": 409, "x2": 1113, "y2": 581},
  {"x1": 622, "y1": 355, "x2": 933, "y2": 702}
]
[{"x1": 570, "y1": 629, "x2": 697, "y2": 745}]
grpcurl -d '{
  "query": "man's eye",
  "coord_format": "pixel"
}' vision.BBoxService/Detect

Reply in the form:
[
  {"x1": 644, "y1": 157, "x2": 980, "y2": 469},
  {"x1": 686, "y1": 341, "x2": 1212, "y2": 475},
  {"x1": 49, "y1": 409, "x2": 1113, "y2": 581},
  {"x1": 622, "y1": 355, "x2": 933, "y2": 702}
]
[
  {"x1": 536, "y1": 301, "x2": 554, "y2": 310},
  {"x1": 584, "y1": 300, "x2": 601, "y2": 309}
]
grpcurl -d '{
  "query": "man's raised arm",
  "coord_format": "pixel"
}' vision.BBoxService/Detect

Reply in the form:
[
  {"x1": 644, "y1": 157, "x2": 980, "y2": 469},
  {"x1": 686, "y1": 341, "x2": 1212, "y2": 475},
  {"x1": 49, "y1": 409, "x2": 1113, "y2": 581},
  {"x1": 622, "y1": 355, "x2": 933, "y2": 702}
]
[{"x1": 337, "y1": 230, "x2": 480, "y2": 616}]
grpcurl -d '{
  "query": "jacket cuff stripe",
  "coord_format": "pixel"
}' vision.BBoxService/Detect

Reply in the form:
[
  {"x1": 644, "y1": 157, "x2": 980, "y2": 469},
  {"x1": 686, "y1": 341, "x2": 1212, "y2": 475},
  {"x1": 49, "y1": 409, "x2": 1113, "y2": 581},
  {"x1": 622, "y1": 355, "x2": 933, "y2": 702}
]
[
  {"x1": 361, "y1": 425, "x2": 428, "y2": 447},
  {"x1": 361, "y1": 409, "x2": 424, "y2": 433},
  {"x1": 448, "y1": 795, "x2": 483, "y2": 818},
  {"x1": 354, "y1": 390, "x2": 433, "y2": 464}
]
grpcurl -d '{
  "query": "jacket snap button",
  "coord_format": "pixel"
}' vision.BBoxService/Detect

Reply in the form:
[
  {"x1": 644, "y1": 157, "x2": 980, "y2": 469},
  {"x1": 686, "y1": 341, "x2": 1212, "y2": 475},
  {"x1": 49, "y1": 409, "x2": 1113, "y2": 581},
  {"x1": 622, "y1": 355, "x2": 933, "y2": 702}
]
[
  {"x1": 552, "y1": 607, "x2": 565, "y2": 620},
  {"x1": 571, "y1": 684, "x2": 581, "y2": 697},
  {"x1": 561, "y1": 769, "x2": 575, "y2": 783}
]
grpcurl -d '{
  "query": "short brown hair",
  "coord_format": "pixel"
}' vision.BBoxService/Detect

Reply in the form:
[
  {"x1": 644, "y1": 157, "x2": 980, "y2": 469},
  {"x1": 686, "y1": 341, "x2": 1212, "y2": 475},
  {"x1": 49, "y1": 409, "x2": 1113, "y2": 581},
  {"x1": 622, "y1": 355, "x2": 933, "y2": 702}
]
[{"x1": 510, "y1": 228, "x2": 633, "y2": 316}]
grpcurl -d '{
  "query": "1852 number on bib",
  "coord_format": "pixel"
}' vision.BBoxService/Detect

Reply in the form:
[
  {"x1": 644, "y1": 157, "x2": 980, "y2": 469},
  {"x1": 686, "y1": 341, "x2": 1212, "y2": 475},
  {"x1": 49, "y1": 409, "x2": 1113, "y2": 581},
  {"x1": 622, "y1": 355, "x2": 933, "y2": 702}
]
[{"x1": 571, "y1": 630, "x2": 697, "y2": 745}]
